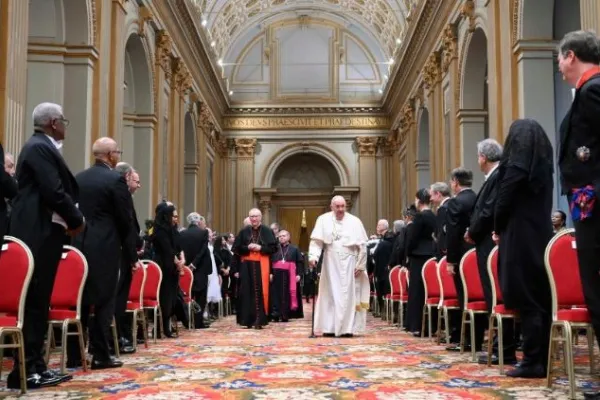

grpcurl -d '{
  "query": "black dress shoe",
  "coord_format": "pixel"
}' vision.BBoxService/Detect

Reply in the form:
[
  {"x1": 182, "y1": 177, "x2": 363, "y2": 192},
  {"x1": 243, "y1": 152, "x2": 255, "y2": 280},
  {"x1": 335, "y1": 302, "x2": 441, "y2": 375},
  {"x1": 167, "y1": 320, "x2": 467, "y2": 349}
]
[
  {"x1": 119, "y1": 345, "x2": 136, "y2": 354},
  {"x1": 584, "y1": 391, "x2": 600, "y2": 399},
  {"x1": 477, "y1": 354, "x2": 518, "y2": 365},
  {"x1": 340, "y1": 333, "x2": 353, "y2": 338},
  {"x1": 40, "y1": 370, "x2": 73, "y2": 383},
  {"x1": 506, "y1": 364, "x2": 546, "y2": 378},
  {"x1": 323, "y1": 333, "x2": 335, "y2": 337},
  {"x1": 6, "y1": 372, "x2": 62, "y2": 390},
  {"x1": 446, "y1": 345, "x2": 463, "y2": 352},
  {"x1": 91, "y1": 357, "x2": 124, "y2": 370}
]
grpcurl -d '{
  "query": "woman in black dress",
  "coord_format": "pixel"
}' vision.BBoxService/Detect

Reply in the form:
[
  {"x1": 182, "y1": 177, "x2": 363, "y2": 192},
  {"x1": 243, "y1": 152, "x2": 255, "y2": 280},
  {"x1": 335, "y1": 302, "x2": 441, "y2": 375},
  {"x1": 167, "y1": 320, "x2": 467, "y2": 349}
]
[{"x1": 405, "y1": 189, "x2": 437, "y2": 336}]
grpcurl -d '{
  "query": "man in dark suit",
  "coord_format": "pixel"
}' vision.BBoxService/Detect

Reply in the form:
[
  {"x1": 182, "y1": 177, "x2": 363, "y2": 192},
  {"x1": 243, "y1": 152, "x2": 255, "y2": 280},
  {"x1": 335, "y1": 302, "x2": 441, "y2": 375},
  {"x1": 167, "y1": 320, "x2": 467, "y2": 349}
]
[
  {"x1": 466, "y1": 139, "x2": 517, "y2": 365},
  {"x1": 179, "y1": 212, "x2": 212, "y2": 328},
  {"x1": 556, "y1": 30, "x2": 600, "y2": 400},
  {"x1": 445, "y1": 167, "x2": 477, "y2": 351},
  {"x1": 0, "y1": 144, "x2": 17, "y2": 238},
  {"x1": 67, "y1": 137, "x2": 140, "y2": 370},
  {"x1": 430, "y1": 182, "x2": 451, "y2": 260},
  {"x1": 6, "y1": 102, "x2": 85, "y2": 389},
  {"x1": 113, "y1": 162, "x2": 143, "y2": 354}
]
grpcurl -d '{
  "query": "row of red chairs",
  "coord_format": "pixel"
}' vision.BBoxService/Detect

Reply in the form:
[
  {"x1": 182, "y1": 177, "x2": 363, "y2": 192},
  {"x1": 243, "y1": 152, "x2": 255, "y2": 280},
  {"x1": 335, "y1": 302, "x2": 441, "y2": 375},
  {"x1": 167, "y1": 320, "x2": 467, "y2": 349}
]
[
  {"x1": 0, "y1": 237, "x2": 196, "y2": 394},
  {"x1": 383, "y1": 229, "x2": 593, "y2": 399}
]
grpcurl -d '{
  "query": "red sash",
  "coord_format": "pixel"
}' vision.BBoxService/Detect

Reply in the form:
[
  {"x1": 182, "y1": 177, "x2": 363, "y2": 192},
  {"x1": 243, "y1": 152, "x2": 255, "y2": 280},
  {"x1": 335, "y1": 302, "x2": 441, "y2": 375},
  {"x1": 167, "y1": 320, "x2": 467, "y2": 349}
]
[
  {"x1": 241, "y1": 251, "x2": 270, "y2": 313},
  {"x1": 273, "y1": 260, "x2": 298, "y2": 310}
]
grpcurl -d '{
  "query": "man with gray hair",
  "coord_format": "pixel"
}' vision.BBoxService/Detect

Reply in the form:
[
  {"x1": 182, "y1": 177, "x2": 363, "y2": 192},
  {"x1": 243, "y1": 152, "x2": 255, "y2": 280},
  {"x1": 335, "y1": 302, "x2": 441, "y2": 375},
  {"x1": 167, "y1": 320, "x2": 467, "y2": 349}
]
[
  {"x1": 7, "y1": 102, "x2": 85, "y2": 389},
  {"x1": 430, "y1": 181, "x2": 451, "y2": 259}
]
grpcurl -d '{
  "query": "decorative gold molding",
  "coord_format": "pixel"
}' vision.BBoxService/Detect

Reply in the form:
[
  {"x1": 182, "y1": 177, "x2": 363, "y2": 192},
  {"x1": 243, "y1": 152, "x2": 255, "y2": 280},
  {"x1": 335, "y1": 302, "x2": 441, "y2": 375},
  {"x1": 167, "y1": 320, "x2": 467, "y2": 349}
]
[
  {"x1": 441, "y1": 24, "x2": 457, "y2": 73},
  {"x1": 422, "y1": 52, "x2": 441, "y2": 89},
  {"x1": 197, "y1": 101, "x2": 213, "y2": 131},
  {"x1": 234, "y1": 138, "x2": 257, "y2": 158},
  {"x1": 511, "y1": 0, "x2": 521, "y2": 46},
  {"x1": 460, "y1": 0, "x2": 476, "y2": 33},
  {"x1": 229, "y1": 106, "x2": 386, "y2": 115},
  {"x1": 156, "y1": 30, "x2": 172, "y2": 79},
  {"x1": 223, "y1": 115, "x2": 390, "y2": 130},
  {"x1": 138, "y1": 5, "x2": 154, "y2": 38},
  {"x1": 356, "y1": 137, "x2": 379, "y2": 157}
]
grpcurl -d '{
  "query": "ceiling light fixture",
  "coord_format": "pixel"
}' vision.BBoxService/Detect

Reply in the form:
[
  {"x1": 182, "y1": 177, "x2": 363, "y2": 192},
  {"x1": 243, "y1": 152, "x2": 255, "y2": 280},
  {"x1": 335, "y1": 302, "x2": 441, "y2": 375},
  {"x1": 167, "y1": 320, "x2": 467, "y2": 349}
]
[
  {"x1": 396, "y1": 38, "x2": 401, "y2": 45},
  {"x1": 389, "y1": 58, "x2": 395, "y2": 65},
  {"x1": 210, "y1": 41, "x2": 216, "y2": 47},
  {"x1": 201, "y1": 18, "x2": 207, "y2": 27},
  {"x1": 378, "y1": 88, "x2": 383, "y2": 94},
  {"x1": 229, "y1": 90, "x2": 234, "y2": 95},
  {"x1": 384, "y1": 74, "x2": 388, "y2": 80},
  {"x1": 218, "y1": 59, "x2": 223, "y2": 66}
]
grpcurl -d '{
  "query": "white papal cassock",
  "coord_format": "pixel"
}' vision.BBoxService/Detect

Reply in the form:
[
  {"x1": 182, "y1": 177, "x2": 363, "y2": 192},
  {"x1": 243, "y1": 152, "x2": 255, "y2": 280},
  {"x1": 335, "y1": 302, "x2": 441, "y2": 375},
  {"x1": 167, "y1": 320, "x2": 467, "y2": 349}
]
[{"x1": 308, "y1": 211, "x2": 370, "y2": 336}]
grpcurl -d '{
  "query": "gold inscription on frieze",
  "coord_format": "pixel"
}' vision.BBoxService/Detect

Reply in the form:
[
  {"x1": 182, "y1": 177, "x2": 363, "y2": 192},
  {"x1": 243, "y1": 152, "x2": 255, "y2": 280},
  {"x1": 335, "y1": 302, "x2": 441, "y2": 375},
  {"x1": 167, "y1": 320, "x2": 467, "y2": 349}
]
[{"x1": 222, "y1": 116, "x2": 390, "y2": 130}]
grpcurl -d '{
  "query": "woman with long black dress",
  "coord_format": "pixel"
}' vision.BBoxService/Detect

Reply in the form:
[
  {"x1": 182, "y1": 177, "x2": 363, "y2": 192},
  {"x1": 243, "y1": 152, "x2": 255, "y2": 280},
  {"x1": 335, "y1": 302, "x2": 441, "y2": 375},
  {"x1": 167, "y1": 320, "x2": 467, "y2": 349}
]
[
  {"x1": 404, "y1": 189, "x2": 437, "y2": 336},
  {"x1": 494, "y1": 119, "x2": 554, "y2": 378}
]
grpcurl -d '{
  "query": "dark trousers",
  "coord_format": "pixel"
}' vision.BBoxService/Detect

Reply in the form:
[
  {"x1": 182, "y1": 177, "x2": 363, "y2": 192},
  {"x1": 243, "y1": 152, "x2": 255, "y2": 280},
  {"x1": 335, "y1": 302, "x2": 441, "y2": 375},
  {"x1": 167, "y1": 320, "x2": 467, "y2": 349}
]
[
  {"x1": 520, "y1": 308, "x2": 551, "y2": 368},
  {"x1": 9, "y1": 224, "x2": 66, "y2": 378},
  {"x1": 192, "y1": 287, "x2": 207, "y2": 328},
  {"x1": 159, "y1": 273, "x2": 179, "y2": 336},
  {"x1": 476, "y1": 237, "x2": 516, "y2": 357},
  {"x1": 115, "y1": 253, "x2": 133, "y2": 340},
  {"x1": 573, "y1": 210, "x2": 600, "y2": 349},
  {"x1": 406, "y1": 256, "x2": 427, "y2": 332}
]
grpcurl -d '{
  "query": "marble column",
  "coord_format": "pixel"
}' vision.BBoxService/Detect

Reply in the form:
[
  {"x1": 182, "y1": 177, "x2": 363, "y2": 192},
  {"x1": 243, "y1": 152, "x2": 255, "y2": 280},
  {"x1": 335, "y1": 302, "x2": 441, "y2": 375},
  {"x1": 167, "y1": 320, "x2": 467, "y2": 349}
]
[
  {"x1": 356, "y1": 137, "x2": 378, "y2": 234},
  {"x1": 196, "y1": 103, "x2": 210, "y2": 216},
  {"x1": 92, "y1": 0, "x2": 111, "y2": 144},
  {"x1": 441, "y1": 24, "x2": 460, "y2": 169},
  {"x1": 390, "y1": 138, "x2": 402, "y2": 219},
  {"x1": 0, "y1": 0, "x2": 28, "y2": 153},
  {"x1": 132, "y1": 115, "x2": 155, "y2": 221},
  {"x1": 457, "y1": 109, "x2": 487, "y2": 189},
  {"x1": 235, "y1": 138, "x2": 257, "y2": 226},
  {"x1": 580, "y1": 0, "x2": 600, "y2": 32},
  {"x1": 153, "y1": 31, "x2": 171, "y2": 204},
  {"x1": 107, "y1": 0, "x2": 127, "y2": 143}
]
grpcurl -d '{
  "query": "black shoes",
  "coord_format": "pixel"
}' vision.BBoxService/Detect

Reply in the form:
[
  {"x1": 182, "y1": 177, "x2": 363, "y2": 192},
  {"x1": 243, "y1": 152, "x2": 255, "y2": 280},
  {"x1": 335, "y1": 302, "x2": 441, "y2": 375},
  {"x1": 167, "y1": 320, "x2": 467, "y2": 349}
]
[
  {"x1": 91, "y1": 356, "x2": 123, "y2": 370},
  {"x1": 6, "y1": 369, "x2": 71, "y2": 390},
  {"x1": 477, "y1": 354, "x2": 518, "y2": 365},
  {"x1": 506, "y1": 363, "x2": 546, "y2": 378},
  {"x1": 584, "y1": 392, "x2": 600, "y2": 399}
]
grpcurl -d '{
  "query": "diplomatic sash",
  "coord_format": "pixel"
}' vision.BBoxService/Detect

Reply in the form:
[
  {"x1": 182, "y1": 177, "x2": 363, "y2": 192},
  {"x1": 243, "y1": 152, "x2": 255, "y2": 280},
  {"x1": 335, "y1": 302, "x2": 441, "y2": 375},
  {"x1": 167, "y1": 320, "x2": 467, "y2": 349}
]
[
  {"x1": 273, "y1": 260, "x2": 298, "y2": 310},
  {"x1": 241, "y1": 251, "x2": 270, "y2": 313}
]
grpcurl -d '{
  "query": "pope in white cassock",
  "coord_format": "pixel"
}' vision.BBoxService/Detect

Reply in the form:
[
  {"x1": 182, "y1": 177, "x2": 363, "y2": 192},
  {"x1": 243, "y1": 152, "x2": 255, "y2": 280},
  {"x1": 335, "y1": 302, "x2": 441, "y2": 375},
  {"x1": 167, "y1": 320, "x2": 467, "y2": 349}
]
[{"x1": 308, "y1": 196, "x2": 370, "y2": 337}]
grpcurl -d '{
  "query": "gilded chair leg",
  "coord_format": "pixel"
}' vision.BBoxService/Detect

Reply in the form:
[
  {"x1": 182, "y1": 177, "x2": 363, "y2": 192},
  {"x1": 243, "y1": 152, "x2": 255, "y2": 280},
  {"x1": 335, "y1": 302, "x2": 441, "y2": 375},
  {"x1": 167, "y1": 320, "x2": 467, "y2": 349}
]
[
  {"x1": 428, "y1": 306, "x2": 434, "y2": 339},
  {"x1": 76, "y1": 320, "x2": 87, "y2": 371},
  {"x1": 44, "y1": 323, "x2": 53, "y2": 366},
  {"x1": 436, "y1": 308, "x2": 443, "y2": 345},
  {"x1": 421, "y1": 306, "x2": 427, "y2": 338},
  {"x1": 152, "y1": 308, "x2": 158, "y2": 343},
  {"x1": 390, "y1": 301, "x2": 395, "y2": 326},
  {"x1": 486, "y1": 314, "x2": 494, "y2": 368},
  {"x1": 459, "y1": 311, "x2": 467, "y2": 354},
  {"x1": 17, "y1": 330, "x2": 27, "y2": 395},
  {"x1": 131, "y1": 312, "x2": 138, "y2": 351},
  {"x1": 469, "y1": 310, "x2": 477, "y2": 362},
  {"x1": 546, "y1": 323, "x2": 557, "y2": 388},
  {"x1": 563, "y1": 323, "x2": 576, "y2": 400},
  {"x1": 497, "y1": 316, "x2": 505, "y2": 374},
  {"x1": 60, "y1": 320, "x2": 69, "y2": 374},
  {"x1": 444, "y1": 308, "x2": 451, "y2": 345},
  {"x1": 141, "y1": 311, "x2": 149, "y2": 348}
]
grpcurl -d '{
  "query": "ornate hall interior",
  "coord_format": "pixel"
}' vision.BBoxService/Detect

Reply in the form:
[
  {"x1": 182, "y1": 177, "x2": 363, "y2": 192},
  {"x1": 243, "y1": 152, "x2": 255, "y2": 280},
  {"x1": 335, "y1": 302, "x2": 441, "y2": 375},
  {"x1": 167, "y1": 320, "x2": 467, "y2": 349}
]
[{"x1": 1, "y1": 0, "x2": 600, "y2": 399}]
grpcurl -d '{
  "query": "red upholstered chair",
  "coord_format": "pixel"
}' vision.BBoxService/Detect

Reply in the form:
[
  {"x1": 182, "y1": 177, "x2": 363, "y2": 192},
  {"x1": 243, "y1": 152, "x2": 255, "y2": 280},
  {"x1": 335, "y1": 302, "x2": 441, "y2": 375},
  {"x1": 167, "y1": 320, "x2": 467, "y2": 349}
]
[
  {"x1": 0, "y1": 236, "x2": 34, "y2": 394},
  {"x1": 436, "y1": 257, "x2": 460, "y2": 345},
  {"x1": 459, "y1": 248, "x2": 488, "y2": 361},
  {"x1": 179, "y1": 266, "x2": 194, "y2": 329},
  {"x1": 142, "y1": 260, "x2": 163, "y2": 342},
  {"x1": 397, "y1": 267, "x2": 409, "y2": 328},
  {"x1": 544, "y1": 229, "x2": 594, "y2": 399},
  {"x1": 421, "y1": 257, "x2": 440, "y2": 338},
  {"x1": 385, "y1": 266, "x2": 401, "y2": 325},
  {"x1": 485, "y1": 245, "x2": 518, "y2": 374},
  {"x1": 44, "y1": 246, "x2": 88, "y2": 373},
  {"x1": 126, "y1": 265, "x2": 148, "y2": 350}
]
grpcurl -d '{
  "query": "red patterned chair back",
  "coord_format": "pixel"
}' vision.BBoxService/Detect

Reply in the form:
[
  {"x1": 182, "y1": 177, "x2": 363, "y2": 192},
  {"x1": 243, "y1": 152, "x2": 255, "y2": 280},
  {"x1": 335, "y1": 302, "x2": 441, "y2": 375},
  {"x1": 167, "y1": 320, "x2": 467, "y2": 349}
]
[
  {"x1": 399, "y1": 267, "x2": 409, "y2": 298},
  {"x1": 179, "y1": 266, "x2": 193, "y2": 300},
  {"x1": 437, "y1": 257, "x2": 457, "y2": 300},
  {"x1": 389, "y1": 266, "x2": 401, "y2": 295},
  {"x1": 142, "y1": 260, "x2": 162, "y2": 303},
  {"x1": 544, "y1": 229, "x2": 583, "y2": 316},
  {"x1": 0, "y1": 236, "x2": 35, "y2": 328},
  {"x1": 459, "y1": 249, "x2": 484, "y2": 304},
  {"x1": 422, "y1": 257, "x2": 441, "y2": 300},
  {"x1": 50, "y1": 246, "x2": 88, "y2": 318},
  {"x1": 128, "y1": 265, "x2": 146, "y2": 305}
]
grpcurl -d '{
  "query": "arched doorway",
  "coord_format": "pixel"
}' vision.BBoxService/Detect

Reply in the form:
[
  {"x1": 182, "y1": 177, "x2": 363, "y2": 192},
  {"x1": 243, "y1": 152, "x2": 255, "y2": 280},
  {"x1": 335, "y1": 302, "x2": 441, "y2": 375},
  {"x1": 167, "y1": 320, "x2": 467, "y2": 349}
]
[
  {"x1": 183, "y1": 112, "x2": 197, "y2": 218},
  {"x1": 416, "y1": 108, "x2": 431, "y2": 188},
  {"x1": 122, "y1": 33, "x2": 154, "y2": 222},
  {"x1": 271, "y1": 153, "x2": 341, "y2": 250},
  {"x1": 26, "y1": 0, "x2": 94, "y2": 172},
  {"x1": 460, "y1": 27, "x2": 488, "y2": 190}
]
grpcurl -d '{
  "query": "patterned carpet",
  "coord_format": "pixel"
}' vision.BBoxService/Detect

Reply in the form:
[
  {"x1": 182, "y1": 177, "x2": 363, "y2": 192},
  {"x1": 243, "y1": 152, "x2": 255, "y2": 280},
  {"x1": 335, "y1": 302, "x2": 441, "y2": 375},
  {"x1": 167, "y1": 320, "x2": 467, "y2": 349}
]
[{"x1": 1, "y1": 302, "x2": 598, "y2": 399}]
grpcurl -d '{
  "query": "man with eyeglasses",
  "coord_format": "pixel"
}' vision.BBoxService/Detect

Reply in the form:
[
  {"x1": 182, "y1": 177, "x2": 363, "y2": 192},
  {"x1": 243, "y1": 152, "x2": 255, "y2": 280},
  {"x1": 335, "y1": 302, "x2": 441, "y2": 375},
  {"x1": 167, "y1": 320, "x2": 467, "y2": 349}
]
[{"x1": 6, "y1": 103, "x2": 85, "y2": 389}]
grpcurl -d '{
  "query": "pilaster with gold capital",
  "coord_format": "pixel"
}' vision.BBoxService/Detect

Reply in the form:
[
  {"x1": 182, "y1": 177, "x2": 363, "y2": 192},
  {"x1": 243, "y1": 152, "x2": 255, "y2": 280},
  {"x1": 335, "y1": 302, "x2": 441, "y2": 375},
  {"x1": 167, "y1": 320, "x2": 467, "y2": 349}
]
[
  {"x1": 356, "y1": 137, "x2": 378, "y2": 232},
  {"x1": 422, "y1": 52, "x2": 441, "y2": 91},
  {"x1": 156, "y1": 31, "x2": 173, "y2": 79},
  {"x1": 441, "y1": 24, "x2": 458, "y2": 75},
  {"x1": 234, "y1": 138, "x2": 258, "y2": 158},
  {"x1": 235, "y1": 138, "x2": 258, "y2": 226},
  {"x1": 355, "y1": 137, "x2": 378, "y2": 157}
]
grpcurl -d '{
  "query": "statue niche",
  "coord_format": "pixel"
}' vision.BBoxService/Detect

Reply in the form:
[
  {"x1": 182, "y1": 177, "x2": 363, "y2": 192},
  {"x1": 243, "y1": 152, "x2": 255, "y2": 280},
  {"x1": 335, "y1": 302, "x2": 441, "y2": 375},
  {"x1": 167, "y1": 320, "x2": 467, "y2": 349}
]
[{"x1": 272, "y1": 153, "x2": 340, "y2": 191}]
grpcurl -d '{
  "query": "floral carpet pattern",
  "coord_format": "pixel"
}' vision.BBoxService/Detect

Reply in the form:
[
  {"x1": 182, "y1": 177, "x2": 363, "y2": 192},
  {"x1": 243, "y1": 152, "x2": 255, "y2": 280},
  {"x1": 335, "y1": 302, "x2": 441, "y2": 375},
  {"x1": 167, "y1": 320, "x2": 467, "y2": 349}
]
[{"x1": 1, "y1": 302, "x2": 598, "y2": 399}]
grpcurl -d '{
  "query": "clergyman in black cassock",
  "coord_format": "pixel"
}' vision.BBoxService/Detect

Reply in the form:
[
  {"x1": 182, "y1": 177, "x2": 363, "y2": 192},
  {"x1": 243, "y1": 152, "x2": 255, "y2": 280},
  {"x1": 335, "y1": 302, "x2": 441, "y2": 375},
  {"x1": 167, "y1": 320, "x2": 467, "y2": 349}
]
[
  {"x1": 7, "y1": 103, "x2": 85, "y2": 389},
  {"x1": 232, "y1": 209, "x2": 278, "y2": 329},
  {"x1": 270, "y1": 230, "x2": 304, "y2": 322},
  {"x1": 494, "y1": 118, "x2": 554, "y2": 378},
  {"x1": 68, "y1": 138, "x2": 138, "y2": 369}
]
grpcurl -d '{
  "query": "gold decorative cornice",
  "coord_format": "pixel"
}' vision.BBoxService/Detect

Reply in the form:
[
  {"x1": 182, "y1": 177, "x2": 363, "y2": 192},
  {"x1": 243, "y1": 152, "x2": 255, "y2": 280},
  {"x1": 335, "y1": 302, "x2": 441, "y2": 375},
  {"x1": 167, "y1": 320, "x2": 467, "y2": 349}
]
[
  {"x1": 197, "y1": 101, "x2": 213, "y2": 131},
  {"x1": 156, "y1": 30, "x2": 172, "y2": 78},
  {"x1": 356, "y1": 137, "x2": 379, "y2": 157},
  {"x1": 380, "y1": 136, "x2": 400, "y2": 156},
  {"x1": 215, "y1": 138, "x2": 228, "y2": 157},
  {"x1": 422, "y1": 53, "x2": 441, "y2": 89},
  {"x1": 441, "y1": 24, "x2": 458, "y2": 73},
  {"x1": 234, "y1": 138, "x2": 258, "y2": 158},
  {"x1": 460, "y1": 0, "x2": 476, "y2": 33},
  {"x1": 138, "y1": 5, "x2": 154, "y2": 37},
  {"x1": 228, "y1": 107, "x2": 386, "y2": 115},
  {"x1": 174, "y1": 60, "x2": 193, "y2": 94},
  {"x1": 511, "y1": 0, "x2": 521, "y2": 46},
  {"x1": 223, "y1": 115, "x2": 390, "y2": 131},
  {"x1": 398, "y1": 102, "x2": 416, "y2": 141}
]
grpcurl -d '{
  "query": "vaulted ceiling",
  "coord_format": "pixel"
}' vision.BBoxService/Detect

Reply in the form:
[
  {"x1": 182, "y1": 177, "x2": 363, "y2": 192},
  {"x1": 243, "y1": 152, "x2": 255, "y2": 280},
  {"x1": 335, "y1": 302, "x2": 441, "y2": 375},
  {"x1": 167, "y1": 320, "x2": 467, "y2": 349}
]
[{"x1": 188, "y1": 0, "x2": 419, "y2": 107}]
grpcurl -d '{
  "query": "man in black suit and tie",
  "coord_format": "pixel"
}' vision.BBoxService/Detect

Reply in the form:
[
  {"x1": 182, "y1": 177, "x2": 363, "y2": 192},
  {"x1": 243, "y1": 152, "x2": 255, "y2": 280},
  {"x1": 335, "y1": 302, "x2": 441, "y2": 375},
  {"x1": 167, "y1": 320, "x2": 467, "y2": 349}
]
[
  {"x1": 179, "y1": 212, "x2": 212, "y2": 328},
  {"x1": 556, "y1": 30, "x2": 600, "y2": 400},
  {"x1": 445, "y1": 167, "x2": 477, "y2": 352},
  {"x1": 113, "y1": 162, "x2": 143, "y2": 354},
  {"x1": 430, "y1": 182, "x2": 451, "y2": 260},
  {"x1": 466, "y1": 139, "x2": 517, "y2": 365},
  {"x1": 6, "y1": 102, "x2": 85, "y2": 389},
  {"x1": 67, "y1": 137, "x2": 140, "y2": 370}
]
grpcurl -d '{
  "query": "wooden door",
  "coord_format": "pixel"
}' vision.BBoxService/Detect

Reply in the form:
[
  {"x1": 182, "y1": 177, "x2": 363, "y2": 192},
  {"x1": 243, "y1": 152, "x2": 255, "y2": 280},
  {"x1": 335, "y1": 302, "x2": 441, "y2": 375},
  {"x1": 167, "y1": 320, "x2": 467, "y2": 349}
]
[{"x1": 277, "y1": 207, "x2": 323, "y2": 252}]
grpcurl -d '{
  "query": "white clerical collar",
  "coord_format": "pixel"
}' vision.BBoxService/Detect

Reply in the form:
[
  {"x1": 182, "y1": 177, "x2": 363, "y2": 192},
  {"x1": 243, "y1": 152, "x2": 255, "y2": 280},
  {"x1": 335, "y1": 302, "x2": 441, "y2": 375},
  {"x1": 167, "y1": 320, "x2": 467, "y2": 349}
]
[
  {"x1": 45, "y1": 134, "x2": 63, "y2": 150},
  {"x1": 485, "y1": 164, "x2": 499, "y2": 181}
]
